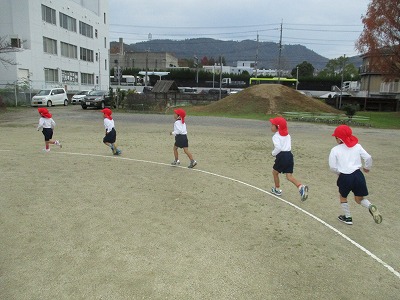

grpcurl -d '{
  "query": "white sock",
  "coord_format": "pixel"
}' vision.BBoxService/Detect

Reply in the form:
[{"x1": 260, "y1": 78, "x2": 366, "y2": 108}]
[
  {"x1": 360, "y1": 199, "x2": 371, "y2": 208},
  {"x1": 341, "y1": 202, "x2": 351, "y2": 218}
]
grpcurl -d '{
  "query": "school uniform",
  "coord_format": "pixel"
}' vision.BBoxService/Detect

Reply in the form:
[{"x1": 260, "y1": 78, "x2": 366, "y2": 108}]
[
  {"x1": 103, "y1": 118, "x2": 116, "y2": 144},
  {"x1": 329, "y1": 143, "x2": 372, "y2": 197},
  {"x1": 272, "y1": 132, "x2": 294, "y2": 174},
  {"x1": 37, "y1": 117, "x2": 56, "y2": 141},
  {"x1": 172, "y1": 118, "x2": 189, "y2": 148}
]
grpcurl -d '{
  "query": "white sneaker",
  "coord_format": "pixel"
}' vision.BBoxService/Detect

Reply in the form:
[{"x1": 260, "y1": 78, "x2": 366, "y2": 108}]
[
  {"x1": 55, "y1": 140, "x2": 62, "y2": 148},
  {"x1": 299, "y1": 185, "x2": 309, "y2": 201},
  {"x1": 271, "y1": 187, "x2": 282, "y2": 196},
  {"x1": 171, "y1": 160, "x2": 180, "y2": 166},
  {"x1": 42, "y1": 149, "x2": 50, "y2": 152},
  {"x1": 188, "y1": 160, "x2": 197, "y2": 168}
]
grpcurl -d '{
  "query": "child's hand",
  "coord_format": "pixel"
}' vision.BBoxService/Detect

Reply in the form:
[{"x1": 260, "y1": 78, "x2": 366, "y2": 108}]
[{"x1": 363, "y1": 168, "x2": 370, "y2": 173}]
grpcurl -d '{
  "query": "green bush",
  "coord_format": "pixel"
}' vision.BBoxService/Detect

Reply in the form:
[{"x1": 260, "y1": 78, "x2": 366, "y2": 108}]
[{"x1": 342, "y1": 104, "x2": 357, "y2": 118}]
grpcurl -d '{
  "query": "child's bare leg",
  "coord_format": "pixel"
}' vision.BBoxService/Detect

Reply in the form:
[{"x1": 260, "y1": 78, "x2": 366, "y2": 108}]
[
  {"x1": 272, "y1": 169, "x2": 280, "y2": 188},
  {"x1": 173, "y1": 145, "x2": 179, "y2": 160},
  {"x1": 183, "y1": 147, "x2": 193, "y2": 160},
  {"x1": 285, "y1": 173, "x2": 301, "y2": 187},
  {"x1": 354, "y1": 196, "x2": 364, "y2": 205}
]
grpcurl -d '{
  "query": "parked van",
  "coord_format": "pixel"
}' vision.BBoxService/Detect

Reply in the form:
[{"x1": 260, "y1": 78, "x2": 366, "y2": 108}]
[{"x1": 31, "y1": 88, "x2": 68, "y2": 107}]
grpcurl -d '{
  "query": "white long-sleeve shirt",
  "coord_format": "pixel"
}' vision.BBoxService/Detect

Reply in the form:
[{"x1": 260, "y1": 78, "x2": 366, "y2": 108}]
[
  {"x1": 271, "y1": 132, "x2": 291, "y2": 156},
  {"x1": 329, "y1": 143, "x2": 372, "y2": 174},
  {"x1": 104, "y1": 118, "x2": 115, "y2": 133},
  {"x1": 171, "y1": 120, "x2": 187, "y2": 136},
  {"x1": 37, "y1": 117, "x2": 55, "y2": 130}
]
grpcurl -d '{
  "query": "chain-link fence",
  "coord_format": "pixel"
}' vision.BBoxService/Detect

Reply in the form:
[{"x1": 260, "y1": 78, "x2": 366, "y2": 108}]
[{"x1": 0, "y1": 84, "x2": 31, "y2": 106}]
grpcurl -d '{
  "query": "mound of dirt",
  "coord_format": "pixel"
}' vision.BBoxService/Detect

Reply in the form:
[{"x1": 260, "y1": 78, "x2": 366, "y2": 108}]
[{"x1": 191, "y1": 84, "x2": 340, "y2": 114}]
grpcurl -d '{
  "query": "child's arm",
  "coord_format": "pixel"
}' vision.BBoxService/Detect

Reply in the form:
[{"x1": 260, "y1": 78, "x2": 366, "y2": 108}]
[
  {"x1": 37, "y1": 118, "x2": 44, "y2": 131},
  {"x1": 271, "y1": 135, "x2": 281, "y2": 156},
  {"x1": 328, "y1": 148, "x2": 340, "y2": 174},
  {"x1": 359, "y1": 145, "x2": 372, "y2": 171}
]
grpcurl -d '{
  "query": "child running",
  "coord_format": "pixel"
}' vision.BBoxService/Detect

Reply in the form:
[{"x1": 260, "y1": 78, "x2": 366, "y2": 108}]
[
  {"x1": 101, "y1": 108, "x2": 121, "y2": 155},
  {"x1": 170, "y1": 108, "x2": 197, "y2": 168},
  {"x1": 329, "y1": 124, "x2": 382, "y2": 225},
  {"x1": 269, "y1": 117, "x2": 308, "y2": 201},
  {"x1": 37, "y1": 107, "x2": 62, "y2": 152}
]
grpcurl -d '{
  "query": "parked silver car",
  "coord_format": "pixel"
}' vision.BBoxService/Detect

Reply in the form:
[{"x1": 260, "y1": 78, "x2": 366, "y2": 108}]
[
  {"x1": 71, "y1": 90, "x2": 90, "y2": 104},
  {"x1": 31, "y1": 88, "x2": 68, "y2": 107}
]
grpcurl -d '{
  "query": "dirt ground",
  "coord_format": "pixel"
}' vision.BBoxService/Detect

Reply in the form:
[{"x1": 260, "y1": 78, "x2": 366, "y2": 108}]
[{"x1": 1, "y1": 105, "x2": 399, "y2": 299}]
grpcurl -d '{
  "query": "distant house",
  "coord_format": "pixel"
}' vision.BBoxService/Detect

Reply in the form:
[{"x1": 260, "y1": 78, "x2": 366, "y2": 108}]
[
  {"x1": 359, "y1": 51, "x2": 400, "y2": 99},
  {"x1": 110, "y1": 38, "x2": 179, "y2": 71}
]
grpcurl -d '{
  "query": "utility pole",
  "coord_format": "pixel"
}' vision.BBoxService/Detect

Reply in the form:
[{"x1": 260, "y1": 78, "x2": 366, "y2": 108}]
[
  {"x1": 277, "y1": 21, "x2": 283, "y2": 84},
  {"x1": 212, "y1": 65, "x2": 215, "y2": 88},
  {"x1": 219, "y1": 56, "x2": 223, "y2": 100},
  {"x1": 145, "y1": 50, "x2": 149, "y2": 87},
  {"x1": 194, "y1": 55, "x2": 199, "y2": 87},
  {"x1": 255, "y1": 32, "x2": 259, "y2": 78},
  {"x1": 339, "y1": 54, "x2": 346, "y2": 109},
  {"x1": 296, "y1": 67, "x2": 299, "y2": 90}
]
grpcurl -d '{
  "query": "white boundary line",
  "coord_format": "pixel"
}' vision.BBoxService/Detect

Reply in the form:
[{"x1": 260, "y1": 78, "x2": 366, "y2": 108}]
[{"x1": 51, "y1": 151, "x2": 400, "y2": 280}]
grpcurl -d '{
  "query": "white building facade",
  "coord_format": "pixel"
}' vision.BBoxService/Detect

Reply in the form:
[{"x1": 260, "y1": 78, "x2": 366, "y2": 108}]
[
  {"x1": 202, "y1": 61, "x2": 283, "y2": 77},
  {"x1": 0, "y1": 0, "x2": 109, "y2": 94}
]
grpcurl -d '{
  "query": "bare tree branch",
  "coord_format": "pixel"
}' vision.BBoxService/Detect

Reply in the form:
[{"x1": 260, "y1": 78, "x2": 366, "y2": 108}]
[{"x1": 0, "y1": 36, "x2": 23, "y2": 68}]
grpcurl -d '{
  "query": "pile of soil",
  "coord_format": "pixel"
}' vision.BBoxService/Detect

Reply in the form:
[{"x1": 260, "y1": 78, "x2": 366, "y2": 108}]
[{"x1": 191, "y1": 84, "x2": 340, "y2": 115}]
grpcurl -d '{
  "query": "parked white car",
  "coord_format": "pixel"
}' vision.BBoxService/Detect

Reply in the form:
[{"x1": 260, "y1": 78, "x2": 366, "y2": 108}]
[
  {"x1": 31, "y1": 88, "x2": 68, "y2": 107},
  {"x1": 71, "y1": 90, "x2": 90, "y2": 104}
]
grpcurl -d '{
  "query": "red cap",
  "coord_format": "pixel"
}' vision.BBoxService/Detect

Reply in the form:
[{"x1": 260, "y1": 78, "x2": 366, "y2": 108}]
[
  {"x1": 101, "y1": 108, "x2": 113, "y2": 120},
  {"x1": 174, "y1": 109, "x2": 186, "y2": 123},
  {"x1": 38, "y1": 108, "x2": 52, "y2": 118},
  {"x1": 332, "y1": 125, "x2": 358, "y2": 147},
  {"x1": 269, "y1": 117, "x2": 288, "y2": 136}
]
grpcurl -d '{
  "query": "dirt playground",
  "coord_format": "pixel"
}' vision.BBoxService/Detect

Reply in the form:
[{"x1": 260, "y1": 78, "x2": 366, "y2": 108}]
[{"x1": 0, "y1": 105, "x2": 399, "y2": 299}]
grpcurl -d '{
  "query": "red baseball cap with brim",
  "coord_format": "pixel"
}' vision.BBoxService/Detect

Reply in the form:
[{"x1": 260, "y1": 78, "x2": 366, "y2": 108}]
[{"x1": 332, "y1": 125, "x2": 358, "y2": 147}]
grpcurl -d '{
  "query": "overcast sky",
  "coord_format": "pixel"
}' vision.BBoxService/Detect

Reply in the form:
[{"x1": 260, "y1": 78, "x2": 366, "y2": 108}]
[{"x1": 109, "y1": 0, "x2": 370, "y2": 59}]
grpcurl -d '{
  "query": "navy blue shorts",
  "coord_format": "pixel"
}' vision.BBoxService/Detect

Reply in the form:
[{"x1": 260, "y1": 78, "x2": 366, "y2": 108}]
[
  {"x1": 175, "y1": 134, "x2": 189, "y2": 148},
  {"x1": 103, "y1": 128, "x2": 116, "y2": 144},
  {"x1": 273, "y1": 151, "x2": 294, "y2": 173},
  {"x1": 42, "y1": 128, "x2": 53, "y2": 141},
  {"x1": 337, "y1": 169, "x2": 369, "y2": 198}
]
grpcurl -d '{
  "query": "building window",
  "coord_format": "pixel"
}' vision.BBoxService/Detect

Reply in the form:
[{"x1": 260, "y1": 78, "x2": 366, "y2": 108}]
[
  {"x1": 59, "y1": 13, "x2": 76, "y2": 32},
  {"x1": 95, "y1": 29, "x2": 98, "y2": 38},
  {"x1": 81, "y1": 73, "x2": 94, "y2": 85},
  {"x1": 62, "y1": 70, "x2": 78, "y2": 83},
  {"x1": 61, "y1": 42, "x2": 77, "y2": 59},
  {"x1": 104, "y1": 13, "x2": 106, "y2": 24},
  {"x1": 104, "y1": 37, "x2": 107, "y2": 48},
  {"x1": 105, "y1": 59, "x2": 107, "y2": 70},
  {"x1": 43, "y1": 37, "x2": 57, "y2": 55},
  {"x1": 79, "y1": 21, "x2": 93, "y2": 38},
  {"x1": 11, "y1": 38, "x2": 22, "y2": 48},
  {"x1": 44, "y1": 68, "x2": 59, "y2": 83},
  {"x1": 80, "y1": 47, "x2": 94, "y2": 62},
  {"x1": 42, "y1": 5, "x2": 56, "y2": 25}
]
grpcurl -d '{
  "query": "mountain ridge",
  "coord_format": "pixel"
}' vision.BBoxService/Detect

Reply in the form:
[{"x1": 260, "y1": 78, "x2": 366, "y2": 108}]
[{"x1": 111, "y1": 38, "x2": 362, "y2": 71}]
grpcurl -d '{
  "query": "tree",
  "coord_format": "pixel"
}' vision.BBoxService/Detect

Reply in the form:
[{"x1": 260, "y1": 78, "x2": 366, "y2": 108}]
[
  {"x1": 291, "y1": 61, "x2": 315, "y2": 78},
  {"x1": 201, "y1": 56, "x2": 209, "y2": 66},
  {"x1": 355, "y1": 0, "x2": 400, "y2": 78},
  {"x1": 0, "y1": 36, "x2": 22, "y2": 68},
  {"x1": 317, "y1": 56, "x2": 359, "y2": 79}
]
